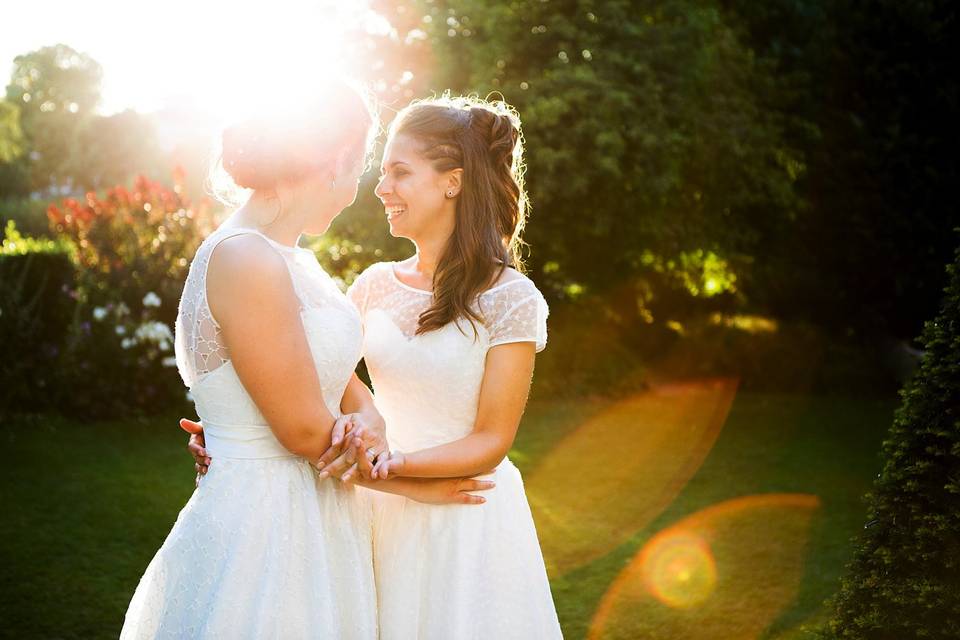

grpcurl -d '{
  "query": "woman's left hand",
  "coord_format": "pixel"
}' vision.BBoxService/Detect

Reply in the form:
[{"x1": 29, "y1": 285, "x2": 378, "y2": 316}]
[{"x1": 316, "y1": 411, "x2": 387, "y2": 482}]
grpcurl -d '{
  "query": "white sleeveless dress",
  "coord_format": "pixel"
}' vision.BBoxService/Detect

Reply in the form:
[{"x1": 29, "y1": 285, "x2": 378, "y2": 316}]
[
  {"x1": 121, "y1": 226, "x2": 377, "y2": 640},
  {"x1": 347, "y1": 262, "x2": 563, "y2": 640}
]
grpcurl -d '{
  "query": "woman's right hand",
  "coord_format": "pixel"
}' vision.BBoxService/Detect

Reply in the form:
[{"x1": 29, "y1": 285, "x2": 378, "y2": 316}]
[
  {"x1": 404, "y1": 474, "x2": 497, "y2": 505},
  {"x1": 180, "y1": 418, "x2": 210, "y2": 484}
]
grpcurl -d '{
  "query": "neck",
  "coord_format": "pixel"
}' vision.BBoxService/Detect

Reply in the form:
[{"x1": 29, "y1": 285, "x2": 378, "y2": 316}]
[
  {"x1": 230, "y1": 190, "x2": 333, "y2": 247},
  {"x1": 410, "y1": 232, "x2": 451, "y2": 279},
  {"x1": 410, "y1": 206, "x2": 456, "y2": 278}
]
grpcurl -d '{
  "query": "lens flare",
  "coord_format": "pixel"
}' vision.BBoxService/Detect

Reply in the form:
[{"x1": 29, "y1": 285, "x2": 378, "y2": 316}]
[
  {"x1": 641, "y1": 531, "x2": 717, "y2": 608},
  {"x1": 588, "y1": 493, "x2": 821, "y2": 640},
  {"x1": 526, "y1": 377, "x2": 738, "y2": 576}
]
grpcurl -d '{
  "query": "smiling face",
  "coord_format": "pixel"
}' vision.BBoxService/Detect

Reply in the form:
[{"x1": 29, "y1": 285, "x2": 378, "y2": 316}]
[{"x1": 374, "y1": 133, "x2": 460, "y2": 240}]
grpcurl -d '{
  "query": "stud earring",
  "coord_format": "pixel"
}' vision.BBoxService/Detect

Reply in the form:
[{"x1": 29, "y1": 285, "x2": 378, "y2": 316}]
[{"x1": 447, "y1": 190, "x2": 454, "y2": 197}]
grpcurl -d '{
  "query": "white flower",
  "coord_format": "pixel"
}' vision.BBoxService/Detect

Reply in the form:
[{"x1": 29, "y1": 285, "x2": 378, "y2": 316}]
[
  {"x1": 116, "y1": 302, "x2": 130, "y2": 316},
  {"x1": 142, "y1": 292, "x2": 161, "y2": 308},
  {"x1": 158, "y1": 339, "x2": 171, "y2": 352},
  {"x1": 162, "y1": 356, "x2": 178, "y2": 367},
  {"x1": 121, "y1": 337, "x2": 136, "y2": 349},
  {"x1": 115, "y1": 325, "x2": 127, "y2": 335},
  {"x1": 135, "y1": 321, "x2": 174, "y2": 345},
  {"x1": 92, "y1": 306, "x2": 107, "y2": 321}
]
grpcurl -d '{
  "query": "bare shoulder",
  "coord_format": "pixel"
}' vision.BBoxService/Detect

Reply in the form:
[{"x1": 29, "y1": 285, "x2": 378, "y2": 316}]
[
  {"x1": 205, "y1": 234, "x2": 293, "y2": 313},
  {"x1": 207, "y1": 234, "x2": 287, "y2": 283}
]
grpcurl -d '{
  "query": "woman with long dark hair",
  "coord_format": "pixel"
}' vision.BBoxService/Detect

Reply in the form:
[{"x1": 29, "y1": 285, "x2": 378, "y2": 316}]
[{"x1": 341, "y1": 95, "x2": 562, "y2": 638}]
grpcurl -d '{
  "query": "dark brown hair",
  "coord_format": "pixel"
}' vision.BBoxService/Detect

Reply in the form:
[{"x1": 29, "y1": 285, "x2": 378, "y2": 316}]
[
  {"x1": 215, "y1": 80, "x2": 377, "y2": 198},
  {"x1": 390, "y1": 95, "x2": 529, "y2": 336}
]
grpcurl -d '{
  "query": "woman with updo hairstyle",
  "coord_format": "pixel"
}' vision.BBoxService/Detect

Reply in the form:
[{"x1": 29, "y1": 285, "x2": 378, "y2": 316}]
[
  {"x1": 122, "y1": 82, "x2": 496, "y2": 639},
  {"x1": 323, "y1": 95, "x2": 563, "y2": 638}
]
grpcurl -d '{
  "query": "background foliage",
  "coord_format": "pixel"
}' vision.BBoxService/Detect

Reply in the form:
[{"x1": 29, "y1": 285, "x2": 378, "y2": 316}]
[
  {"x1": 2, "y1": 1, "x2": 956, "y2": 414},
  {"x1": 0, "y1": 1, "x2": 957, "y2": 637},
  {"x1": 821, "y1": 244, "x2": 960, "y2": 638}
]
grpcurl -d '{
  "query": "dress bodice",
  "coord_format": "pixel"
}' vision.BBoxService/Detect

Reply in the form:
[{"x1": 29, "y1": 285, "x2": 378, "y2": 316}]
[
  {"x1": 347, "y1": 262, "x2": 548, "y2": 452},
  {"x1": 173, "y1": 226, "x2": 362, "y2": 458}
]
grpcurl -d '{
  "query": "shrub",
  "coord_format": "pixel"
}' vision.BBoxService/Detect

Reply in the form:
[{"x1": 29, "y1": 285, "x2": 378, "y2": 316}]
[
  {"x1": 0, "y1": 196, "x2": 52, "y2": 239},
  {"x1": 46, "y1": 172, "x2": 214, "y2": 330},
  {"x1": 821, "y1": 240, "x2": 960, "y2": 638},
  {"x1": 531, "y1": 297, "x2": 649, "y2": 399},
  {"x1": 0, "y1": 221, "x2": 76, "y2": 413},
  {"x1": 1, "y1": 172, "x2": 216, "y2": 419}
]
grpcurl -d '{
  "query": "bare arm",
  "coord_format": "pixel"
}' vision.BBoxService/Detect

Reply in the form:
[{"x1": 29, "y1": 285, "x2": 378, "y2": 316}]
[
  {"x1": 206, "y1": 234, "x2": 339, "y2": 459},
  {"x1": 353, "y1": 476, "x2": 494, "y2": 505},
  {"x1": 340, "y1": 372, "x2": 383, "y2": 432},
  {"x1": 341, "y1": 372, "x2": 374, "y2": 413},
  {"x1": 373, "y1": 341, "x2": 536, "y2": 479}
]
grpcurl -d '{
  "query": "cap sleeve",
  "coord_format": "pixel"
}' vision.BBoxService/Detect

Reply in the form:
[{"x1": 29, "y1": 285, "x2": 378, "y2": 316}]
[
  {"x1": 484, "y1": 279, "x2": 549, "y2": 353},
  {"x1": 346, "y1": 265, "x2": 374, "y2": 318}
]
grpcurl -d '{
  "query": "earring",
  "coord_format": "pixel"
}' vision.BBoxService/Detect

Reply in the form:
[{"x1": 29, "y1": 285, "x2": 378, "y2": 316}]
[
  {"x1": 447, "y1": 190, "x2": 454, "y2": 197},
  {"x1": 330, "y1": 179, "x2": 337, "y2": 191}
]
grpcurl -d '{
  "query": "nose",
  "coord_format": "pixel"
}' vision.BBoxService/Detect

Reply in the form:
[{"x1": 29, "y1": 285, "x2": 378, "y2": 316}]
[{"x1": 375, "y1": 173, "x2": 390, "y2": 200}]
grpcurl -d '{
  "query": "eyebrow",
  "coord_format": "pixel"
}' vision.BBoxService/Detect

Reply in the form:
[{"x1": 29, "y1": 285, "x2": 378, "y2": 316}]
[{"x1": 380, "y1": 160, "x2": 411, "y2": 172}]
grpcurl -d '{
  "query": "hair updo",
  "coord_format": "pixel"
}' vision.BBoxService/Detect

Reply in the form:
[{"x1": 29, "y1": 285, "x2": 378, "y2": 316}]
[
  {"x1": 214, "y1": 80, "x2": 377, "y2": 200},
  {"x1": 388, "y1": 94, "x2": 529, "y2": 336}
]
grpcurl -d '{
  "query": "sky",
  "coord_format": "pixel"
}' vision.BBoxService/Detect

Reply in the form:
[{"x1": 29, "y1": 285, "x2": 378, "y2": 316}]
[{"x1": 2, "y1": 0, "x2": 376, "y2": 123}]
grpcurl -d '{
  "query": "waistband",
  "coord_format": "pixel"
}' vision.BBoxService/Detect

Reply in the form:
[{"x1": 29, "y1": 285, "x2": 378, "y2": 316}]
[{"x1": 202, "y1": 422, "x2": 297, "y2": 460}]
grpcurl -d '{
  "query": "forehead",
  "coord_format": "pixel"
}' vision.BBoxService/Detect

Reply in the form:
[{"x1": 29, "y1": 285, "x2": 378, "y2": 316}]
[{"x1": 381, "y1": 133, "x2": 422, "y2": 168}]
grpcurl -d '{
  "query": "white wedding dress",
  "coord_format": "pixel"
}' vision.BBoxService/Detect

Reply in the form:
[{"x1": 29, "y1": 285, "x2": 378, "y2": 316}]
[
  {"x1": 121, "y1": 226, "x2": 377, "y2": 639},
  {"x1": 348, "y1": 262, "x2": 563, "y2": 640}
]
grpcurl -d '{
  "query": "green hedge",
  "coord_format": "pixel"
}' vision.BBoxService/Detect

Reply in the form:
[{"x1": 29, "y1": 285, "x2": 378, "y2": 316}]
[
  {"x1": 0, "y1": 222, "x2": 76, "y2": 413},
  {"x1": 822, "y1": 239, "x2": 960, "y2": 637}
]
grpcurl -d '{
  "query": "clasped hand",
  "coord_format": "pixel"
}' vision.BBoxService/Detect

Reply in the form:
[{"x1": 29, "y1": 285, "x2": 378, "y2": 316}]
[
  {"x1": 315, "y1": 412, "x2": 403, "y2": 483},
  {"x1": 182, "y1": 416, "x2": 496, "y2": 505}
]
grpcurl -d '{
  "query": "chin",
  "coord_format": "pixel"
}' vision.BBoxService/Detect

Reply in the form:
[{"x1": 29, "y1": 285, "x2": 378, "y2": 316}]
[{"x1": 387, "y1": 221, "x2": 411, "y2": 239}]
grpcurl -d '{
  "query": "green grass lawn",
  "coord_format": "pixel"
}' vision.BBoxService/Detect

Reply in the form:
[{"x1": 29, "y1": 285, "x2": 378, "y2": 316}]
[{"x1": 0, "y1": 390, "x2": 894, "y2": 639}]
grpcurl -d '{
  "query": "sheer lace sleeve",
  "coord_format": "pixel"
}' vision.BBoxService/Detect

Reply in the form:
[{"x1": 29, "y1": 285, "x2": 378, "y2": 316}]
[
  {"x1": 483, "y1": 279, "x2": 549, "y2": 353},
  {"x1": 346, "y1": 266, "x2": 374, "y2": 319},
  {"x1": 174, "y1": 230, "x2": 245, "y2": 388}
]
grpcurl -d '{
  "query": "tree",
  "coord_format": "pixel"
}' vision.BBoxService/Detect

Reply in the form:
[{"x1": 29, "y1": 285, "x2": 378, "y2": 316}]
[
  {"x1": 412, "y1": 0, "x2": 802, "y2": 324},
  {"x1": 4, "y1": 44, "x2": 102, "y2": 193},
  {"x1": 823, "y1": 237, "x2": 960, "y2": 638},
  {"x1": 721, "y1": 0, "x2": 960, "y2": 340},
  {"x1": 76, "y1": 109, "x2": 163, "y2": 191},
  {"x1": 0, "y1": 100, "x2": 24, "y2": 164},
  {"x1": 0, "y1": 99, "x2": 29, "y2": 197}
]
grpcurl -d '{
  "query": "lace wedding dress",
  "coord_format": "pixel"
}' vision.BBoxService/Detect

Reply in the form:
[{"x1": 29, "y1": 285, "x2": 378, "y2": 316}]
[
  {"x1": 120, "y1": 226, "x2": 377, "y2": 639},
  {"x1": 348, "y1": 262, "x2": 563, "y2": 640}
]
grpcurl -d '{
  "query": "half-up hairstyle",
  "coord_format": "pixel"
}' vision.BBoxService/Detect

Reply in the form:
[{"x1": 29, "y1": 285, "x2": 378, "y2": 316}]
[{"x1": 389, "y1": 95, "x2": 529, "y2": 336}]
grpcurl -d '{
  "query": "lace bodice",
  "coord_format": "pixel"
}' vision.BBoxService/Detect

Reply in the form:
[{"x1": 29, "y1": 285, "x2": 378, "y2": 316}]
[
  {"x1": 347, "y1": 261, "x2": 548, "y2": 452},
  {"x1": 173, "y1": 226, "x2": 362, "y2": 448}
]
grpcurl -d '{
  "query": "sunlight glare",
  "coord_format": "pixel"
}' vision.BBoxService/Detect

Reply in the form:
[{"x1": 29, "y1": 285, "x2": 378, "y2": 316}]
[{"x1": 588, "y1": 493, "x2": 821, "y2": 640}]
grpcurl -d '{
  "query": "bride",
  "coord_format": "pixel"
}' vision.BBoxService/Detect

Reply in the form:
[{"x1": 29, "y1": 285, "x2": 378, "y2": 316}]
[
  {"x1": 121, "y1": 82, "x2": 494, "y2": 640},
  {"x1": 188, "y1": 95, "x2": 563, "y2": 638}
]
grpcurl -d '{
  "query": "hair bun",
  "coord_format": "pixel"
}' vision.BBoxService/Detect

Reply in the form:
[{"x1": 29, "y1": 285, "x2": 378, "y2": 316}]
[
  {"x1": 222, "y1": 123, "x2": 282, "y2": 190},
  {"x1": 216, "y1": 80, "x2": 377, "y2": 194}
]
